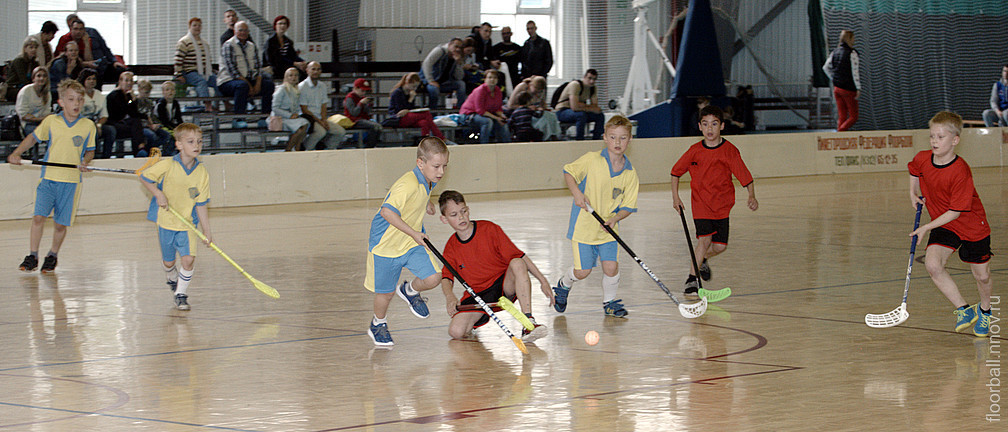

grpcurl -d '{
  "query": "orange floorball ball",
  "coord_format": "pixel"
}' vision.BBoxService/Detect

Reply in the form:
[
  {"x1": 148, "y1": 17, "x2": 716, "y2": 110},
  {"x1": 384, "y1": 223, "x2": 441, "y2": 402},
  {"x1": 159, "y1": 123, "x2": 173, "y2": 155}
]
[{"x1": 585, "y1": 330, "x2": 600, "y2": 346}]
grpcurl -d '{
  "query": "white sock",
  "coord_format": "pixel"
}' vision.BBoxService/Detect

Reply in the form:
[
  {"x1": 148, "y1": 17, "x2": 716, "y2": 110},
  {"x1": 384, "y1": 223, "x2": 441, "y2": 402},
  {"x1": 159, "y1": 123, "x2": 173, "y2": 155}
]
[
  {"x1": 176, "y1": 267, "x2": 193, "y2": 296},
  {"x1": 560, "y1": 267, "x2": 581, "y2": 287},
  {"x1": 372, "y1": 315, "x2": 387, "y2": 325},
  {"x1": 404, "y1": 279, "x2": 419, "y2": 296},
  {"x1": 602, "y1": 273, "x2": 620, "y2": 303},
  {"x1": 163, "y1": 262, "x2": 178, "y2": 283}
]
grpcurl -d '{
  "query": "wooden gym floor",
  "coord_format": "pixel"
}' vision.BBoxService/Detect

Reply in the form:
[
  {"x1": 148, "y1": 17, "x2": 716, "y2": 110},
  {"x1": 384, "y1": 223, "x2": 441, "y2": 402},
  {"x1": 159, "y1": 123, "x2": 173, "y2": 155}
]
[{"x1": 0, "y1": 167, "x2": 1004, "y2": 431}]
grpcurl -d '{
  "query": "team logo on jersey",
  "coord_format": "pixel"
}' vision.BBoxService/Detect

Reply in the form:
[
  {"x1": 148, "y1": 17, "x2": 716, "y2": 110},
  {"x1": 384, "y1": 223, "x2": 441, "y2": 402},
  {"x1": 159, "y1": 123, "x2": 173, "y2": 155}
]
[
  {"x1": 72, "y1": 136, "x2": 84, "y2": 147},
  {"x1": 188, "y1": 187, "x2": 199, "y2": 198},
  {"x1": 612, "y1": 188, "x2": 623, "y2": 199}
]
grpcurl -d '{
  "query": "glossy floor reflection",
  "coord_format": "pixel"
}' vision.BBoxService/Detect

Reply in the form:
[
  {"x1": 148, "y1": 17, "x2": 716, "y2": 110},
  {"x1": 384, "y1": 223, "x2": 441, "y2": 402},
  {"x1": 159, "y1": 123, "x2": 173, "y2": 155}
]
[{"x1": 1, "y1": 168, "x2": 1005, "y2": 431}]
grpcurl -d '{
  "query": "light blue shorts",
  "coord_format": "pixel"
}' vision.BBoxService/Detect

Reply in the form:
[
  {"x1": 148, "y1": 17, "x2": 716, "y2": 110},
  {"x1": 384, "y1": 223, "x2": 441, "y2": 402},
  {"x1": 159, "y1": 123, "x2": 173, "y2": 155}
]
[
  {"x1": 572, "y1": 240, "x2": 618, "y2": 270},
  {"x1": 365, "y1": 245, "x2": 439, "y2": 294},
  {"x1": 34, "y1": 179, "x2": 81, "y2": 227},
  {"x1": 158, "y1": 226, "x2": 197, "y2": 262}
]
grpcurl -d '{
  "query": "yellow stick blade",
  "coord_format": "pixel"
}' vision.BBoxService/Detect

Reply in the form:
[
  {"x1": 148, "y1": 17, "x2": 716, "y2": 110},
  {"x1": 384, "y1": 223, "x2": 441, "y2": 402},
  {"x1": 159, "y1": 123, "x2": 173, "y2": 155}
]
[
  {"x1": 250, "y1": 276, "x2": 280, "y2": 299},
  {"x1": 498, "y1": 296, "x2": 535, "y2": 330},
  {"x1": 512, "y1": 337, "x2": 529, "y2": 354}
]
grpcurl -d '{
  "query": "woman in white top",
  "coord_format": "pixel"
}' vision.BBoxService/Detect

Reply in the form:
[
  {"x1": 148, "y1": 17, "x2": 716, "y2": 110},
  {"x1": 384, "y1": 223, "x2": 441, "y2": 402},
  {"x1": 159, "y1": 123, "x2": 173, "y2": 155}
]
[
  {"x1": 16, "y1": 66, "x2": 52, "y2": 136},
  {"x1": 271, "y1": 67, "x2": 310, "y2": 150},
  {"x1": 78, "y1": 68, "x2": 116, "y2": 158}
]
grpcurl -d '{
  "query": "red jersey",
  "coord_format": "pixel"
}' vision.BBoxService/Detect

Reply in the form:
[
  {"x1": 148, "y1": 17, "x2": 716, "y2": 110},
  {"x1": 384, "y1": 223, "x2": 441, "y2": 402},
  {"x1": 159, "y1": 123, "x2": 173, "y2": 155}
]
[
  {"x1": 908, "y1": 150, "x2": 990, "y2": 241},
  {"x1": 441, "y1": 220, "x2": 525, "y2": 295},
  {"x1": 670, "y1": 138, "x2": 754, "y2": 219}
]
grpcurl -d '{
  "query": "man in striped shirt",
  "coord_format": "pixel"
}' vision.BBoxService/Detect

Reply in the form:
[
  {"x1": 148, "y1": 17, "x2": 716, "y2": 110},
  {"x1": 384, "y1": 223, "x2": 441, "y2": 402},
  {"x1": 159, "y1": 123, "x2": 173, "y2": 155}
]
[{"x1": 174, "y1": 17, "x2": 217, "y2": 112}]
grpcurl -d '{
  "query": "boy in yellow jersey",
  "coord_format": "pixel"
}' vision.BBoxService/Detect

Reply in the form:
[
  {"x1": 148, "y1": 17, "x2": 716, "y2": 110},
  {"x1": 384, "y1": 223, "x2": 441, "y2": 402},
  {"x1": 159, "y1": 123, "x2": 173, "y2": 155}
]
[
  {"x1": 8, "y1": 79, "x2": 96, "y2": 273},
  {"x1": 364, "y1": 137, "x2": 449, "y2": 346},
  {"x1": 139, "y1": 123, "x2": 212, "y2": 311},
  {"x1": 553, "y1": 115, "x2": 639, "y2": 317}
]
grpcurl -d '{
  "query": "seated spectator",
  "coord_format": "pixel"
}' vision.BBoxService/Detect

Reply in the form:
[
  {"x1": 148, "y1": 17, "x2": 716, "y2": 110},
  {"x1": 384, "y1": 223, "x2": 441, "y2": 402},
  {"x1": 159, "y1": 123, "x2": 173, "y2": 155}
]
[
  {"x1": 555, "y1": 69, "x2": 604, "y2": 140},
  {"x1": 508, "y1": 92, "x2": 543, "y2": 142},
  {"x1": 459, "y1": 71, "x2": 510, "y2": 144},
  {"x1": 49, "y1": 41, "x2": 84, "y2": 101},
  {"x1": 218, "y1": 21, "x2": 274, "y2": 118},
  {"x1": 106, "y1": 71, "x2": 150, "y2": 157},
  {"x1": 419, "y1": 38, "x2": 467, "y2": 110},
  {"x1": 15, "y1": 67, "x2": 52, "y2": 136},
  {"x1": 509, "y1": 75, "x2": 561, "y2": 140},
  {"x1": 29, "y1": 21, "x2": 58, "y2": 69},
  {"x1": 135, "y1": 79, "x2": 172, "y2": 154},
  {"x1": 78, "y1": 68, "x2": 116, "y2": 159},
  {"x1": 56, "y1": 16, "x2": 126, "y2": 86},
  {"x1": 271, "y1": 67, "x2": 310, "y2": 151},
  {"x1": 298, "y1": 61, "x2": 344, "y2": 150},
  {"x1": 983, "y1": 64, "x2": 1008, "y2": 127},
  {"x1": 461, "y1": 37, "x2": 483, "y2": 95},
  {"x1": 386, "y1": 72, "x2": 445, "y2": 140},
  {"x1": 343, "y1": 78, "x2": 382, "y2": 147},
  {"x1": 4, "y1": 37, "x2": 40, "y2": 101},
  {"x1": 156, "y1": 81, "x2": 185, "y2": 131},
  {"x1": 174, "y1": 17, "x2": 217, "y2": 112},
  {"x1": 264, "y1": 15, "x2": 307, "y2": 80}
]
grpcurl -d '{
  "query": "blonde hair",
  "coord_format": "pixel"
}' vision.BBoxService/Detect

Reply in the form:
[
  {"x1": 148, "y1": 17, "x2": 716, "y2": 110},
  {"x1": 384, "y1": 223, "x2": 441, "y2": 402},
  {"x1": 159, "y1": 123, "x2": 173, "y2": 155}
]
[
  {"x1": 57, "y1": 78, "x2": 85, "y2": 99},
  {"x1": 393, "y1": 72, "x2": 420, "y2": 90},
  {"x1": 137, "y1": 79, "x2": 153, "y2": 92},
  {"x1": 417, "y1": 136, "x2": 448, "y2": 161},
  {"x1": 21, "y1": 37, "x2": 38, "y2": 58},
  {"x1": 929, "y1": 111, "x2": 963, "y2": 137},
  {"x1": 173, "y1": 122, "x2": 202, "y2": 140},
  {"x1": 605, "y1": 115, "x2": 633, "y2": 133},
  {"x1": 282, "y1": 67, "x2": 300, "y2": 96},
  {"x1": 161, "y1": 80, "x2": 176, "y2": 94}
]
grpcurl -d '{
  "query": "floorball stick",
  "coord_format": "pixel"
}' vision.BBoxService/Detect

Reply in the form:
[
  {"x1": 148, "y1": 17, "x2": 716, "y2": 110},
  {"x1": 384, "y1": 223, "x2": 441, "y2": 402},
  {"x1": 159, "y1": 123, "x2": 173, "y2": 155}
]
[
  {"x1": 166, "y1": 206, "x2": 280, "y2": 299},
  {"x1": 865, "y1": 202, "x2": 923, "y2": 328},
  {"x1": 424, "y1": 238, "x2": 528, "y2": 354},
  {"x1": 583, "y1": 204, "x2": 706, "y2": 318},
  {"x1": 457, "y1": 297, "x2": 535, "y2": 331},
  {"x1": 677, "y1": 208, "x2": 733, "y2": 302},
  {"x1": 23, "y1": 148, "x2": 162, "y2": 175}
]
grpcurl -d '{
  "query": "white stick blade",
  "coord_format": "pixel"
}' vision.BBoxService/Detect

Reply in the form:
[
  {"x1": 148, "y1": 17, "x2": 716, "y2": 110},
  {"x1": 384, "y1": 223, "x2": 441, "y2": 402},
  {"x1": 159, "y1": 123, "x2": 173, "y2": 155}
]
[
  {"x1": 865, "y1": 304, "x2": 908, "y2": 328},
  {"x1": 679, "y1": 297, "x2": 708, "y2": 318}
]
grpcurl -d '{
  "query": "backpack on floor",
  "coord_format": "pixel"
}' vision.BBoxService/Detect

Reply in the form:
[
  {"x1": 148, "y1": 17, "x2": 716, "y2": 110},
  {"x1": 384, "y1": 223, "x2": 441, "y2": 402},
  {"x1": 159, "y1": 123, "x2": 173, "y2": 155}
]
[{"x1": 1, "y1": 110, "x2": 22, "y2": 141}]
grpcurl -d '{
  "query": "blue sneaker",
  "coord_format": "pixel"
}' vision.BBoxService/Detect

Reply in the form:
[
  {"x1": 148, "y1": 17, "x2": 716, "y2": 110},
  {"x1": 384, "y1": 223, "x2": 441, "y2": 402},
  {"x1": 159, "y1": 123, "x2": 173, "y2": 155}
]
[
  {"x1": 603, "y1": 299, "x2": 628, "y2": 317},
  {"x1": 397, "y1": 281, "x2": 430, "y2": 318},
  {"x1": 974, "y1": 309, "x2": 991, "y2": 337},
  {"x1": 553, "y1": 279, "x2": 570, "y2": 313},
  {"x1": 954, "y1": 305, "x2": 977, "y2": 332},
  {"x1": 368, "y1": 321, "x2": 394, "y2": 346}
]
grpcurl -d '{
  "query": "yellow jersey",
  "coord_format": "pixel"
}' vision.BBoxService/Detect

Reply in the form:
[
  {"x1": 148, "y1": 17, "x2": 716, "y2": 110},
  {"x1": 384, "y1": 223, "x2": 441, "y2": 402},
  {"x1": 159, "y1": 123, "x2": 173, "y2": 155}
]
[
  {"x1": 140, "y1": 155, "x2": 210, "y2": 231},
  {"x1": 368, "y1": 166, "x2": 435, "y2": 257},
  {"x1": 564, "y1": 149, "x2": 639, "y2": 244},
  {"x1": 33, "y1": 113, "x2": 96, "y2": 183}
]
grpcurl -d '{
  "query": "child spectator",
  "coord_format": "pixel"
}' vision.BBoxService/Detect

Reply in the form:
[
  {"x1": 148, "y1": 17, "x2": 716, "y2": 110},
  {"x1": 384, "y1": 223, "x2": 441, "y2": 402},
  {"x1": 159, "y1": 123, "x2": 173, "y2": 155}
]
[
  {"x1": 508, "y1": 75, "x2": 560, "y2": 140},
  {"x1": 552, "y1": 115, "x2": 639, "y2": 317},
  {"x1": 438, "y1": 190, "x2": 551, "y2": 342},
  {"x1": 908, "y1": 111, "x2": 994, "y2": 337},
  {"x1": 139, "y1": 123, "x2": 212, "y2": 311},
  {"x1": 106, "y1": 71, "x2": 149, "y2": 157},
  {"x1": 459, "y1": 71, "x2": 510, "y2": 143},
  {"x1": 387, "y1": 72, "x2": 445, "y2": 140},
  {"x1": 155, "y1": 81, "x2": 184, "y2": 155},
  {"x1": 4, "y1": 37, "x2": 40, "y2": 101},
  {"x1": 77, "y1": 68, "x2": 115, "y2": 159},
  {"x1": 16, "y1": 66, "x2": 52, "y2": 136},
  {"x1": 507, "y1": 91, "x2": 542, "y2": 142},
  {"x1": 7, "y1": 79, "x2": 96, "y2": 273},
  {"x1": 271, "y1": 67, "x2": 310, "y2": 151},
  {"x1": 364, "y1": 137, "x2": 449, "y2": 346},
  {"x1": 670, "y1": 105, "x2": 758, "y2": 295},
  {"x1": 135, "y1": 79, "x2": 172, "y2": 156},
  {"x1": 343, "y1": 78, "x2": 382, "y2": 147}
]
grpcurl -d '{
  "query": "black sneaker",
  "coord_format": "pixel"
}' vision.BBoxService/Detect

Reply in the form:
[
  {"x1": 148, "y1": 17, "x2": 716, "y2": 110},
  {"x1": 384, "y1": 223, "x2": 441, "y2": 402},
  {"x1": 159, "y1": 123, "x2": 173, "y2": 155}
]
[
  {"x1": 40, "y1": 255, "x2": 57, "y2": 273},
  {"x1": 19, "y1": 255, "x2": 38, "y2": 271},
  {"x1": 174, "y1": 294, "x2": 190, "y2": 311},
  {"x1": 684, "y1": 276, "x2": 699, "y2": 295},
  {"x1": 167, "y1": 280, "x2": 178, "y2": 293},
  {"x1": 699, "y1": 260, "x2": 711, "y2": 281}
]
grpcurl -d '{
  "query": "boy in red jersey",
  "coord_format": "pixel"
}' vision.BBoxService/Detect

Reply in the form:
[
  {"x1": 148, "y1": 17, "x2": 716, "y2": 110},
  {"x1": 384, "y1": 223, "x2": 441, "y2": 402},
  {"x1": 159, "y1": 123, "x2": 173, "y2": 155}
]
[
  {"x1": 908, "y1": 111, "x2": 994, "y2": 337},
  {"x1": 670, "y1": 105, "x2": 758, "y2": 295},
  {"x1": 438, "y1": 190, "x2": 553, "y2": 342}
]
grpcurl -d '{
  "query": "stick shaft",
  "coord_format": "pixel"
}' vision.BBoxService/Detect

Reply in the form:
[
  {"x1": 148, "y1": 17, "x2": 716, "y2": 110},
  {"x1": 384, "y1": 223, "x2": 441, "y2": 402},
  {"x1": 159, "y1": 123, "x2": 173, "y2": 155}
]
[
  {"x1": 585, "y1": 207, "x2": 681, "y2": 306},
  {"x1": 902, "y1": 202, "x2": 924, "y2": 304},
  {"x1": 26, "y1": 160, "x2": 138, "y2": 174},
  {"x1": 678, "y1": 208, "x2": 705, "y2": 290},
  {"x1": 166, "y1": 207, "x2": 247, "y2": 276}
]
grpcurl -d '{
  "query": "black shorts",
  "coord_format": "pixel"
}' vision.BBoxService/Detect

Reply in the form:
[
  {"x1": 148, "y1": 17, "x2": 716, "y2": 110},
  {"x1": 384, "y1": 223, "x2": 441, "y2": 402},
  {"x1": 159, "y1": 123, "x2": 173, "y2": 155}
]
[
  {"x1": 694, "y1": 218, "x2": 730, "y2": 245},
  {"x1": 458, "y1": 274, "x2": 516, "y2": 328},
  {"x1": 927, "y1": 227, "x2": 992, "y2": 264}
]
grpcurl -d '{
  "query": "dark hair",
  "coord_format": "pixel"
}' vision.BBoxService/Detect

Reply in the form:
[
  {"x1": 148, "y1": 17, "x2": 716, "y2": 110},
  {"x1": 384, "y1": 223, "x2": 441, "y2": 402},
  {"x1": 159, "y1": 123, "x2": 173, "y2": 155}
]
[
  {"x1": 481, "y1": 22, "x2": 492, "y2": 28},
  {"x1": 41, "y1": 21, "x2": 58, "y2": 34},
  {"x1": 515, "y1": 92, "x2": 531, "y2": 106},
  {"x1": 585, "y1": 69, "x2": 598, "y2": 77},
  {"x1": 698, "y1": 105, "x2": 725, "y2": 123},
  {"x1": 273, "y1": 15, "x2": 290, "y2": 28},
  {"x1": 438, "y1": 190, "x2": 466, "y2": 215},
  {"x1": 71, "y1": 19, "x2": 85, "y2": 28},
  {"x1": 77, "y1": 68, "x2": 98, "y2": 85},
  {"x1": 462, "y1": 37, "x2": 476, "y2": 49}
]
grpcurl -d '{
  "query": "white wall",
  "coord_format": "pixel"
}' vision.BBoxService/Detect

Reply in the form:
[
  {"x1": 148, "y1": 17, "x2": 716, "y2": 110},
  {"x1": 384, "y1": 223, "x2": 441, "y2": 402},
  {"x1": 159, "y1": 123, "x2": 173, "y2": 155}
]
[
  {"x1": 358, "y1": 0, "x2": 479, "y2": 28},
  {"x1": 2, "y1": 0, "x2": 29, "y2": 62}
]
